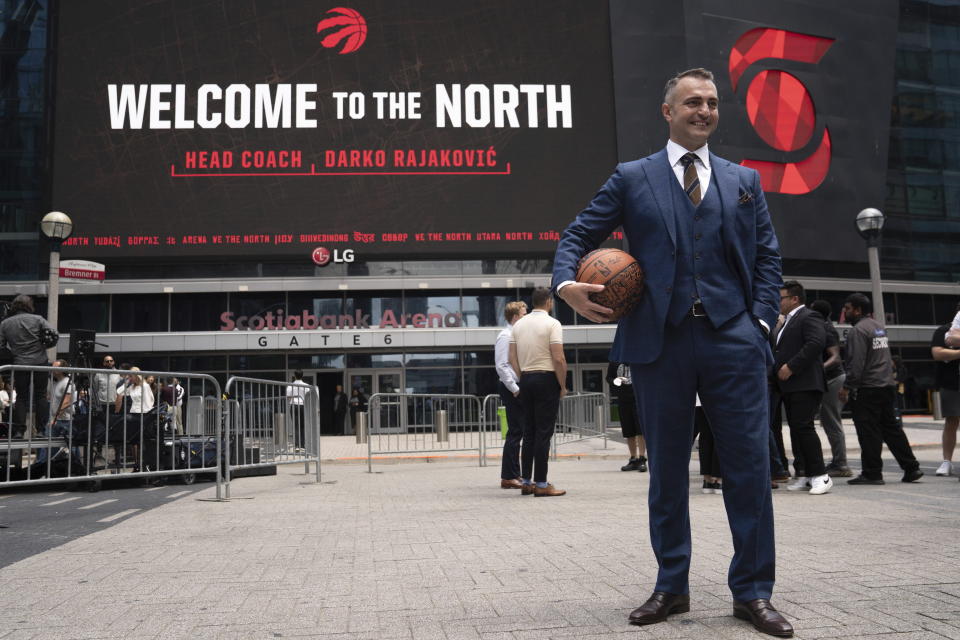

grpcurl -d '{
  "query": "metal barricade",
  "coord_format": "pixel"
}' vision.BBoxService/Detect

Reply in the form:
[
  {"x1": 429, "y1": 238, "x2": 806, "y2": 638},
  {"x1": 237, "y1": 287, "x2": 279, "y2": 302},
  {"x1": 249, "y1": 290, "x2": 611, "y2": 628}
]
[
  {"x1": 480, "y1": 391, "x2": 607, "y2": 465},
  {"x1": 552, "y1": 392, "x2": 608, "y2": 455},
  {"x1": 0, "y1": 364, "x2": 223, "y2": 495},
  {"x1": 223, "y1": 376, "x2": 320, "y2": 498},
  {"x1": 366, "y1": 393, "x2": 484, "y2": 472}
]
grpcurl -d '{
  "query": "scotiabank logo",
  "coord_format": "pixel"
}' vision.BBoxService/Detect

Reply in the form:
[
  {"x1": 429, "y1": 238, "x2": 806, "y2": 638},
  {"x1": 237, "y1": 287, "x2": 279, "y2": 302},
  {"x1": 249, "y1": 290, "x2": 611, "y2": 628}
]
[
  {"x1": 317, "y1": 7, "x2": 368, "y2": 55},
  {"x1": 312, "y1": 246, "x2": 355, "y2": 266},
  {"x1": 729, "y1": 28, "x2": 835, "y2": 195}
]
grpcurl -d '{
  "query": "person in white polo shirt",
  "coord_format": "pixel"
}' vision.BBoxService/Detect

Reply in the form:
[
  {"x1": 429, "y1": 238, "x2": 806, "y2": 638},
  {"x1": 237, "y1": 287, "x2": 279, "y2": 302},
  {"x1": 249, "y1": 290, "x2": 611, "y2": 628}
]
[{"x1": 509, "y1": 287, "x2": 567, "y2": 497}]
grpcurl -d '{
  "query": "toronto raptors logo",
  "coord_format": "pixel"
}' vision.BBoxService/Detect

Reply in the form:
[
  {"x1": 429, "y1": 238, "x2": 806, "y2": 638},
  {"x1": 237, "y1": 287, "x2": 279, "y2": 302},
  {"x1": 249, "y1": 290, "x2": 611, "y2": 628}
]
[
  {"x1": 317, "y1": 7, "x2": 368, "y2": 55},
  {"x1": 729, "y1": 28, "x2": 835, "y2": 195},
  {"x1": 312, "y1": 247, "x2": 332, "y2": 266}
]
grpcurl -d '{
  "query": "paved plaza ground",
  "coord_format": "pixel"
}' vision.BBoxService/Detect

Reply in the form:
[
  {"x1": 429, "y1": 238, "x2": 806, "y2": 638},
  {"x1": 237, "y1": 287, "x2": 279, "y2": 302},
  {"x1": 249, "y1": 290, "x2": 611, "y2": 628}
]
[{"x1": 0, "y1": 418, "x2": 958, "y2": 639}]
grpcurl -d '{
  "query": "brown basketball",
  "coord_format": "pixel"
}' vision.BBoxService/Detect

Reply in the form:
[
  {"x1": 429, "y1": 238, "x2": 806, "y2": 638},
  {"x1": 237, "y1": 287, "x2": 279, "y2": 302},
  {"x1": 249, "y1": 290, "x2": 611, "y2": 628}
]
[{"x1": 575, "y1": 248, "x2": 645, "y2": 321}]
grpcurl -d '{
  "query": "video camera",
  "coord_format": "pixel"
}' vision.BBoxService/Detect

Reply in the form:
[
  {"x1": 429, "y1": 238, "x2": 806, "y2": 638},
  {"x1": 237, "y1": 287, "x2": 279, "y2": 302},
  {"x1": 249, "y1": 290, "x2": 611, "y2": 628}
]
[{"x1": 69, "y1": 328, "x2": 98, "y2": 361}]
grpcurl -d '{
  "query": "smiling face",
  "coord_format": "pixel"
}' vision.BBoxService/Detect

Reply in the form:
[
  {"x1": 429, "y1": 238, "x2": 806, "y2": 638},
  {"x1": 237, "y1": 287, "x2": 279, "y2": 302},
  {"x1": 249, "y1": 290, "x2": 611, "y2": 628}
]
[{"x1": 662, "y1": 76, "x2": 719, "y2": 151}]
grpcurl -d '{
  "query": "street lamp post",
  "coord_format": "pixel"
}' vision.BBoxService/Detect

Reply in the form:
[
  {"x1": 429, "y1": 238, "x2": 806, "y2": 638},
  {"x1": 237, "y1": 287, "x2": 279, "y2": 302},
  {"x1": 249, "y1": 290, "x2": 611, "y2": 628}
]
[
  {"x1": 855, "y1": 207, "x2": 886, "y2": 325},
  {"x1": 40, "y1": 211, "x2": 73, "y2": 360}
]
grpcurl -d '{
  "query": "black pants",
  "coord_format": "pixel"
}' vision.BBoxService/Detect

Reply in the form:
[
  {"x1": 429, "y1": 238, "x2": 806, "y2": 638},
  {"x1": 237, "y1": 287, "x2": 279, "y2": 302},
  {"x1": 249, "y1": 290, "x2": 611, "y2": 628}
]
[
  {"x1": 12, "y1": 368, "x2": 49, "y2": 430},
  {"x1": 851, "y1": 386, "x2": 919, "y2": 479},
  {"x1": 768, "y1": 392, "x2": 790, "y2": 473},
  {"x1": 694, "y1": 406, "x2": 721, "y2": 477},
  {"x1": 519, "y1": 372, "x2": 561, "y2": 484},
  {"x1": 290, "y1": 405, "x2": 305, "y2": 448},
  {"x1": 776, "y1": 389, "x2": 826, "y2": 477},
  {"x1": 498, "y1": 382, "x2": 524, "y2": 480}
]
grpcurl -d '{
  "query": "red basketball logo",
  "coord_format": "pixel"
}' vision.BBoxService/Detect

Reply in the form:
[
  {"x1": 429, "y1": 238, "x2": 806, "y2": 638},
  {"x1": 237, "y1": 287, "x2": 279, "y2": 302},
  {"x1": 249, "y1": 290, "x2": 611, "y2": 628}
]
[
  {"x1": 729, "y1": 28, "x2": 835, "y2": 195},
  {"x1": 317, "y1": 7, "x2": 367, "y2": 55},
  {"x1": 312, "y1": 247, "x2": 332, "y2": 266}
]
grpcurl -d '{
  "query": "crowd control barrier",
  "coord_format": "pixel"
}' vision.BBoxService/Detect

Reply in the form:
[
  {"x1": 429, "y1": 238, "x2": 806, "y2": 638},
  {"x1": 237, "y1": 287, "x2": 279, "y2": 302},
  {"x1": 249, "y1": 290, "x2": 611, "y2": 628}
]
[
  {"x1": 480, "y1": 391, "x2": 607, "y2": 465},
  {"x1": 223, "y1": 376, "x2": 320, "y2": 498},
  {"x1": 365, "y1": 392, "x2": 484, "y2": 472},
  {"x1": 0, "y1": 364, "x2": 223, "y2": 495}
]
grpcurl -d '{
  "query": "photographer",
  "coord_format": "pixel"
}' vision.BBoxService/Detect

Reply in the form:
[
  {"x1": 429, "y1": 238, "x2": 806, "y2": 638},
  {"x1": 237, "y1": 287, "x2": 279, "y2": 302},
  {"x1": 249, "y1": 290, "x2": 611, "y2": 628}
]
[{"x1": 0, "y1": 295, "x2": 57, "y2": 430}]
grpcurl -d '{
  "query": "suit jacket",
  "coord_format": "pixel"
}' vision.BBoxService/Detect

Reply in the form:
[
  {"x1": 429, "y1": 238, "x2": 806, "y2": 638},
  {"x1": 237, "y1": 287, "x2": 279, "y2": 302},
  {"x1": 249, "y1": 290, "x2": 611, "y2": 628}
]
[
  {"x1": 771, "y1": 306, "x2": 826, "y2": 394},
  {"x1": 551, "y1": 148, "x2": 782, "y2": 364}
]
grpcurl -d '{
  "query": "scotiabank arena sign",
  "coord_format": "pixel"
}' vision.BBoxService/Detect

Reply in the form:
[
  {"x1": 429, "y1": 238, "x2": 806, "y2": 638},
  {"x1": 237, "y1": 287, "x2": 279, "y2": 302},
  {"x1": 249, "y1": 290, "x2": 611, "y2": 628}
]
[{"x1": 220, "y1": 308, "x2": 462, "y2": 331}]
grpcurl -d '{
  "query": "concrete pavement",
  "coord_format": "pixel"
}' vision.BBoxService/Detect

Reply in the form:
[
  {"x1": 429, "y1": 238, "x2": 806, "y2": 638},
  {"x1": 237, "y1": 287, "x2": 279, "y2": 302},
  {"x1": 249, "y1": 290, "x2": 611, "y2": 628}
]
[{"x1": 0, "y1": 417, "x2": 958, "y2": 639}]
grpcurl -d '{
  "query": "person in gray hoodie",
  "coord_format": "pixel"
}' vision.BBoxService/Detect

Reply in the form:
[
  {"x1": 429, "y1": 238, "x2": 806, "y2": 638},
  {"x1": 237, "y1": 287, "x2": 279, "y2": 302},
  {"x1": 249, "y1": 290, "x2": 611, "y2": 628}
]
[{"x1": 840, "y1": 293, "x2": 922, "y2": 485}]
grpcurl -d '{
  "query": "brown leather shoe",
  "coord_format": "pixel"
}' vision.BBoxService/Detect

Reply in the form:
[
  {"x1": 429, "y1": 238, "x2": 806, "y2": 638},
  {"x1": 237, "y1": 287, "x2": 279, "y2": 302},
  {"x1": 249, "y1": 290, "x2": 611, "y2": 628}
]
[
  {"x1": 521, "y1": 483, "x2": 535, "y2": 495},
  {"x1": 533, "y1": 483, "x2": 566, "y2": 497},
  {"x1": 628, "y1": 591, "x2": 690, "y2": 625},
  {"x1": 733, "y1": 599, "x2": 793, "y2": 637},
  {"x1": 500, "y1": 478, "x2": 523, "y2": 489}
]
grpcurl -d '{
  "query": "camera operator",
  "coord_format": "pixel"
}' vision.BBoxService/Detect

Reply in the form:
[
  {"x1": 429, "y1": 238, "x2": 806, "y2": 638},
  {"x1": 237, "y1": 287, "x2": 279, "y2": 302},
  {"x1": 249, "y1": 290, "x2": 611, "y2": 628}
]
[
  {"x1": 91, "y1": 355, "x2": 121, "y2": 418},
  {"x1": 37, "y1": 359, "x2": 78, "y2": 466},
  {"x1": 0, "y1": 295, "x2": 56, "y2": 430}
]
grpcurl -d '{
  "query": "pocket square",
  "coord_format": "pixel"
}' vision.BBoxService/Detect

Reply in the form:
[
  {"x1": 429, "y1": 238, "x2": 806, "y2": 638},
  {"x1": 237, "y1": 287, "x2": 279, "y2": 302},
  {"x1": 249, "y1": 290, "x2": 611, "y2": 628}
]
[{"x1": 738, "y1": 191, "x2": 754, "y2": 204}]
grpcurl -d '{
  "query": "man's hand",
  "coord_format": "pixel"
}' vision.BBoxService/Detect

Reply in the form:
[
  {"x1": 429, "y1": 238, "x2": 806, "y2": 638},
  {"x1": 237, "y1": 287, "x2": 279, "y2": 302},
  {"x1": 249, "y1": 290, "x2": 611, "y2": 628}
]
[
  {"x1": 558, "y1": 282, "x2": 614, "y2": 323},
  {"x1": 947, "y1": 328, "x2": 960, "y2": 348},
  {"x1": 512, "y1": 390, "x2": 519, "y2": 398},
  {"x1": 777, "y1": 364, "x2": 793, "y2": 381},
  {"x1": 838, "y1": 387, "x2": 850, "y2": 404},
  {"x1": 560, "y1": 388, "x2": 567, "y2": 399}
]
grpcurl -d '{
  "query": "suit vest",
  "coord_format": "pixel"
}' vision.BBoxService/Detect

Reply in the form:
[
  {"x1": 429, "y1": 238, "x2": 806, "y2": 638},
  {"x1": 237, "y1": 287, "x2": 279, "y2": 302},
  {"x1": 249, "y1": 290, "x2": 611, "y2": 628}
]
[{"x1": 665, "y1": 172, "x2": 746, "y2": 327}]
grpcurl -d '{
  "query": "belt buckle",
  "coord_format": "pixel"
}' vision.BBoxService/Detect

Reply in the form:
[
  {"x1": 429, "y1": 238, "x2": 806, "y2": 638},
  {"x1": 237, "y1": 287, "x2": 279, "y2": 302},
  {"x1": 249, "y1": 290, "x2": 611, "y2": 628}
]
[{"x1": 691, "y1": 302, "x2": 706, "y2": 317}]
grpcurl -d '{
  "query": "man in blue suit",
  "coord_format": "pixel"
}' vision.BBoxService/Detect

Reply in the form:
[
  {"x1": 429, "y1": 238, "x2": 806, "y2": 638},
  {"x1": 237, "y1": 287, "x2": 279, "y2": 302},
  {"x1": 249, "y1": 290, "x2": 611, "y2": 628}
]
[{"x1": 552, "y1": 68, "x2": 790, "y2": 637}]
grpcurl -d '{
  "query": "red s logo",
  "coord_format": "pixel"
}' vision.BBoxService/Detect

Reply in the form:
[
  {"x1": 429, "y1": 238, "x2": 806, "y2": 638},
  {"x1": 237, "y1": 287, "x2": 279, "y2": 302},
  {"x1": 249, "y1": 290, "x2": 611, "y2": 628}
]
[{"x1": 729, "y1": 28, "x2": 834, "y2": 195}]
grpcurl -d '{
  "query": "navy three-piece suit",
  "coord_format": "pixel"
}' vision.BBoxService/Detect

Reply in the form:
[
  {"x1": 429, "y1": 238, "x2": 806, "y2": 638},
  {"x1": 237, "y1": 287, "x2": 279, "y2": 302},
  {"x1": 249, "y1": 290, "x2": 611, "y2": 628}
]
[{"x1": 552, "y1": 148, "x2": 782, "y2": 601}]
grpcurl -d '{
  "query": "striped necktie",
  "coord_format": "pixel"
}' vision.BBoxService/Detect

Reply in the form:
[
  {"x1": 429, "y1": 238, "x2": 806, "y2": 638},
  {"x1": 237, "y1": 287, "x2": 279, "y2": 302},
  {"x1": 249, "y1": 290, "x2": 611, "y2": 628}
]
[{"x1": 679, "y1": 152, "x2": 701, "y2": 206}]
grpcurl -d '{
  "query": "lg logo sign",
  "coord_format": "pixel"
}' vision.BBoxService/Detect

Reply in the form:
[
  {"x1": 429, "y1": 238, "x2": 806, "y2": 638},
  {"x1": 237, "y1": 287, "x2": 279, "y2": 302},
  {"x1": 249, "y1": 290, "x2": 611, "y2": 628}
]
[
  {"x1": 729, "y1": 28, "x2": 835, "y2": 195},
  {"x1": 311, "y1": 247, "x2": 355, "y2": 266}
]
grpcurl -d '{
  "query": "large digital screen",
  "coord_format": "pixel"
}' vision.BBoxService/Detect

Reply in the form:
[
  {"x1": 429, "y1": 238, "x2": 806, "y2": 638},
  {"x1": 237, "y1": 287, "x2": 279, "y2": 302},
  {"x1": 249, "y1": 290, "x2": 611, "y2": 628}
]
[
  {"x1": 608, "y1": 0, "x2": 899, "y2": 263},
  {"x1": 53, "y1": 1, "x2": 618, "y2": 259}
]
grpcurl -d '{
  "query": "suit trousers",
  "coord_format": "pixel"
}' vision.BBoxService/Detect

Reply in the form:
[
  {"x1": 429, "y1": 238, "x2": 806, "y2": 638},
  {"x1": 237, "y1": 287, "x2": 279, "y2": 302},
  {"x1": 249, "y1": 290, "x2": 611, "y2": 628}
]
[
  {"x1": 773, "y1": 389, "x2": 826, "y2": 477},
  {"x1": 519, "y1": 372, "x2": 561, "y2": 484},
  {"x1": 498, "y1": 382, "x2": 524, "y2": 480},
  {"x1": 850, "y1": 386, "x2": 919, "y2": 479},
  {"x1": 632, "y1": 311, "x2": 775, "y2": 601},
  {"x1": 820, "y1": 373, "x2": 847, "y2": 467}
]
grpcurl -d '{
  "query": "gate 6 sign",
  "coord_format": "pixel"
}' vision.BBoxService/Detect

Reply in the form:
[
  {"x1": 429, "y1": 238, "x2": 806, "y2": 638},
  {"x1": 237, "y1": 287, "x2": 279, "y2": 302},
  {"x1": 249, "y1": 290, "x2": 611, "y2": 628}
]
[{"x1": 729, "y1": 28, "x2": 834, "y2": 195}]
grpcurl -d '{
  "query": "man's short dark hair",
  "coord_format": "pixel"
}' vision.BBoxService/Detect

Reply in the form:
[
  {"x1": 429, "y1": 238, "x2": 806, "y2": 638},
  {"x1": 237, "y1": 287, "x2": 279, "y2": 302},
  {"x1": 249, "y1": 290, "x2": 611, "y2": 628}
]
[
  {"x1": 845, "y1": 293, "x2": 872, "y2": 315},
  {"x1": 663, "y1": 68, "x2": 715, "y2": 103},
  {"x1": 531, "y1": 287, "x2": 553, "y2": 308},
  {"x1": 9, "y1": 294, "x2": 34, "y2": 315},
  {"x1": 781, "y1": 280, "x2": 805, "y2": 303},
  {"x1": 294, "y1": 369, "x2": 304, "y2": 380},
  {"x1": 809, "y1": 299, "x2": 832, "y2": 321}
]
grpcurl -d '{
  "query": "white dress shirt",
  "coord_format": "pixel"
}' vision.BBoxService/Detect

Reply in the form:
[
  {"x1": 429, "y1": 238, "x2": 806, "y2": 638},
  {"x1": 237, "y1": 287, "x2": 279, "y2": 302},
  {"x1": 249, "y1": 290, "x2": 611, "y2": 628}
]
[
  {"x1": 666, "y1": 139, "x2": 711, "y2": 198},
  {"x1": 494, "y1": 325, "x2": 520, "y2": 394},
  {"x1": 776, "y1": 305, "x2": 803, "y2": 345}
]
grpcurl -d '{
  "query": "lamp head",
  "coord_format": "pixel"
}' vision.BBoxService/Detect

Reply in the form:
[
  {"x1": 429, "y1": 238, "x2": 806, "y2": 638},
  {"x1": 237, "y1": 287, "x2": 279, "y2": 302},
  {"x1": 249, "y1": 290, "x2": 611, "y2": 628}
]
[
  {"x1": 40, "y1": 211, "x2": 73, "y2": 241},
  {"x1": 855, "y1": 207, "x2": 884, "y2": 246}
]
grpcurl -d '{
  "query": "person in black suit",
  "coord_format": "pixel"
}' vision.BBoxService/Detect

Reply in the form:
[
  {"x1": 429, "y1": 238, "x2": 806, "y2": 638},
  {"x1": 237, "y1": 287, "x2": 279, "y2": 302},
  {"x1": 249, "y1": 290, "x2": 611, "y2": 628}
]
[{"x1": 770, "y1": 281, "x2": 831, "y2": 495}]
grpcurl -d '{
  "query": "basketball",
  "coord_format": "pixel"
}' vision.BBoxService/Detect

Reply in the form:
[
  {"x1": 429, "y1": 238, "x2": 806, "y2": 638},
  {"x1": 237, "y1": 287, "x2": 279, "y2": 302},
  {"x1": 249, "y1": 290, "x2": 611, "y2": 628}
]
[{"x1": 575, "y1": 248, "x2": 645, "y2": 321}]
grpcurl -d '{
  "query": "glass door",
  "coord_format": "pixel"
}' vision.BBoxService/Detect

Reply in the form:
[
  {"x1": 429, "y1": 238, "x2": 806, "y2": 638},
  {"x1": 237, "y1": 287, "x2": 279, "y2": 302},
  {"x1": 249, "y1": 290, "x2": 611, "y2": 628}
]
[
  {"x1": 579, "y1": 365, "x2": 607, "y2": 395},
  {"x1": 346, "y1": 369, "x2": 404, "y2": 434}
]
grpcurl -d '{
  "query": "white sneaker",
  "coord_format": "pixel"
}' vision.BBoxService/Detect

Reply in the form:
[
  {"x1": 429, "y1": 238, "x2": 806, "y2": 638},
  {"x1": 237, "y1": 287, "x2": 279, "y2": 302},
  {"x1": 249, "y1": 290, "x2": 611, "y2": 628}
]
[
  {"x1": 809, "y1": 474, "x2": 833, "y2": 495},
  {"x1": 936, "y1": 461, "x2": 952, "y2": 476},
  {"x1": 786, "y1": 477, "x2": 810, "y2": 491}
]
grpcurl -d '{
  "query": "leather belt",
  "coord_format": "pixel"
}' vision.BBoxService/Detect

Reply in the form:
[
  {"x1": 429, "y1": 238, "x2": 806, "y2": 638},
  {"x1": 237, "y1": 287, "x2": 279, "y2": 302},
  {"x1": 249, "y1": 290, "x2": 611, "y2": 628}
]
[{"x1": 689, "y1": 301, "x2": 707, "y2": 317}]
